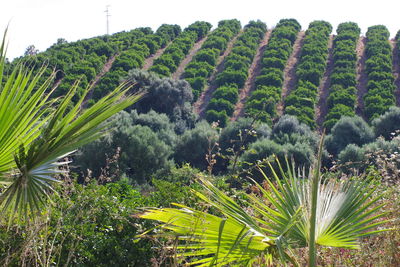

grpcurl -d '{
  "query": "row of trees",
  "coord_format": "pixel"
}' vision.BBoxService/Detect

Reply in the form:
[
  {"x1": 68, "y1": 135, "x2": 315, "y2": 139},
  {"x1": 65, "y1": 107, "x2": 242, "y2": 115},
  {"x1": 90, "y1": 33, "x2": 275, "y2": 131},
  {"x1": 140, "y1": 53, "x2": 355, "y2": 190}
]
[
  {"x1": 245, "y1": 18, "x2": 301, "y2": 124},
  {"x1": 149, "y1": 21, "x2": 212, "y2": 77},
  {"x1": 182, "y1": 19, "x2": 242, "y2": 100},
  {"x1": 17, "y1": 28, "x2": 154, "y2": 105},
  {"x1": 205, "y1": 21, "x2": 267, "y2": 127},
  {"x1": 90, "y1": 24, "x2": 181, "y2": 103},
  {"x1": 284, "y1": 21, "x2": 332, "y2": 128},
  {"x1": 363, "y1": 25, "x2": 396, "y2": 121},
  {"x1": 323, "y1": 22, "x2": 360, "y2": 131}
]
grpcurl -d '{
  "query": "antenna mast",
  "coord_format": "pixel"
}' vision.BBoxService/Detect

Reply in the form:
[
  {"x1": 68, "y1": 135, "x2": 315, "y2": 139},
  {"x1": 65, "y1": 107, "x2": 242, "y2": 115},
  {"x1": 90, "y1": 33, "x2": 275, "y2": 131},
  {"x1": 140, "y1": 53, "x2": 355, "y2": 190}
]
[{"x1": 105, "y1": 5, "x2": 111, "y2": 35}]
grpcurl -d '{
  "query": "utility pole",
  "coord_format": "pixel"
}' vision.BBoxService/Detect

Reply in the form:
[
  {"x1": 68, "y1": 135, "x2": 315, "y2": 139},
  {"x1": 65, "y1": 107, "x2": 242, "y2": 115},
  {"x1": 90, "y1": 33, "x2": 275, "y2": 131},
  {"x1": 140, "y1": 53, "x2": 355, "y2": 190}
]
[{"x1": 105, "y1": 5, "x2": 111, "y2": 35}]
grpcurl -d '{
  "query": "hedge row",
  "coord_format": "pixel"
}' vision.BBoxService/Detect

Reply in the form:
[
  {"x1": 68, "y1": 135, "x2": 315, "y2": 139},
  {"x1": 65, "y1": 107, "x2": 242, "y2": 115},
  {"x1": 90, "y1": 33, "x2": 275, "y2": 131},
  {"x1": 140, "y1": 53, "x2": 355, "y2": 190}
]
[
  {"x1": 245, "y1": 18, "x2": 301, "y2": 124},
  {"x1": 323, "y1": 22, "x2": 361, "y2": 131},
  {"x1": 149, "y1": 21, "x2": 212, "y2": 77},
  {"x1": 284, "y1": 20, "x2": 332, "y2": 129},
  {"x1": 183, "y1": 19, "x2": 242, "y2": 100},
  {"x1": 90, "y1": 24, "x2": 181, "y2": 103},
  {"x1": 205, "y1": 20, "x2": 267, "y2": 127},
  {"x1": 363, "y1": 25, "x2": 396, "y2": 121},
  {"x1": 17, "y1": 27, "x2": 159, "y2": 106}
]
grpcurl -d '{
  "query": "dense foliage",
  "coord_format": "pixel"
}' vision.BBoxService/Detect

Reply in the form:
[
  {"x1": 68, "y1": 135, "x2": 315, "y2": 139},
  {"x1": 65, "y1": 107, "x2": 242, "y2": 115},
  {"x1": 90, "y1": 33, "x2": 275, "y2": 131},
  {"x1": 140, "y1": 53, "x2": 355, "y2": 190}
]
[
  {"x1": 149, "y1": 21, "x2": 212, "y2": 77},
  {"x1": 245, "y1": 18, "x2": 301, "y2": 124},
  {"x1": 205, "y1": 20, "x2": 267, "y2": 127},
  {"x1": 3, "y1": 19, "x2": 400, "y2": 266},
  {"x1": 90, "y1": 24, "x2": 181, "y2": 103},
  {"x1": 323, "y1": 22, "x2": 360, "y2": 131},
  {"x1": 285, "y1": 20, "x2": 332, "y2": 128},
  {"x1": 183, "y1": 19, "x2": 242, "y2": 100},
  {"x1": 363, "y1": 25, "x2": 396, "y2": 121}
]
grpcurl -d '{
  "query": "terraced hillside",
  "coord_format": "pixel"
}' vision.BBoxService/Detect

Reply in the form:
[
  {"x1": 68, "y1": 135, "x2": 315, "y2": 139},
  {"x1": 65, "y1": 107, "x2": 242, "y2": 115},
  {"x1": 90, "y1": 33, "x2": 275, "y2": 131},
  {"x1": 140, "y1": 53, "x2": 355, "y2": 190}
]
[{"x1": 13, "y1": 19, "x2": 400, "y2": 130}]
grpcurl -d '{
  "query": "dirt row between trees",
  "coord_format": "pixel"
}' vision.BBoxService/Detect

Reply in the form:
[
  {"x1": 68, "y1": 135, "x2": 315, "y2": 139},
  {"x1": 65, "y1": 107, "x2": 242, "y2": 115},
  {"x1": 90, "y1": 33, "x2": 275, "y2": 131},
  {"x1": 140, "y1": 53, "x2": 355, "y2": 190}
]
[
  {"x1": 230, "y1": 30, "x2": 272, "y2": 121},
  {"x1": 82, "y1": 54, "x2": 118, "y2": 108},
  {"x1": 316, "y1": 34, "x2": 335, "y2": 131},
  {"x1": 390, "y1": 40, "x2": 400, "y2": 106},
  {"x1": 142, "y1": 44, "x2": 170, "y2": 71},
  {"x1": 355, "y1": 36, "x2": 368, "y2": 119},
  {"x1": 277, "y1": 31, "x2": 306, "y2": 116},
  {"x1": 51, "y1": 77, "x2": 63, "y2": 92},
  {"x1": 172, "y1": 36, "x2": 209, "y2": 80},
  {"x1": 194, "y1": 31, "x2": 243, "y2": 118}
]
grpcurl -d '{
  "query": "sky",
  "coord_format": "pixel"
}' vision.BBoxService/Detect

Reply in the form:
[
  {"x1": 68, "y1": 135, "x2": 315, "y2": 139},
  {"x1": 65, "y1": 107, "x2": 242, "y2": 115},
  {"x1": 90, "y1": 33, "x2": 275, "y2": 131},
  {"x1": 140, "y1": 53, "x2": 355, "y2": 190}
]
[{"x1": 1, "y1": 0, "x2": 399, "y2": 60}]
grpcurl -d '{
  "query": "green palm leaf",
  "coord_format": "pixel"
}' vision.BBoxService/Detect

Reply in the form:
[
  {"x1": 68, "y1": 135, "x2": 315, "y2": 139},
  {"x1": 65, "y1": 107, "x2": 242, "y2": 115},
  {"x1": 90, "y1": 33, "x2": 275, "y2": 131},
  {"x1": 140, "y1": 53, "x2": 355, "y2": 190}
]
[
  {"x1": 140, "y1": 138, "x2": 387, "y2": 266},
  {"x1": 0, "y1": 30, "x2": 143, "y2": 219}
]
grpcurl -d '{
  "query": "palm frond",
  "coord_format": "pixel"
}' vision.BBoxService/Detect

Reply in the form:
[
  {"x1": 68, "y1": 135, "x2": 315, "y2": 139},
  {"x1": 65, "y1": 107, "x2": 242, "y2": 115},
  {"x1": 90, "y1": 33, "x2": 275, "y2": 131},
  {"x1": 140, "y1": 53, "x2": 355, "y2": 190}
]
[
  {"x1": 141, "y1": 204, "x2": 274, "y2": 266},
  {"x1": 251, "y1": 156, "x2": 388, "y2": 250},
  {"x1": 0, "y1": 30, "x2": 143, "y2": 218}
]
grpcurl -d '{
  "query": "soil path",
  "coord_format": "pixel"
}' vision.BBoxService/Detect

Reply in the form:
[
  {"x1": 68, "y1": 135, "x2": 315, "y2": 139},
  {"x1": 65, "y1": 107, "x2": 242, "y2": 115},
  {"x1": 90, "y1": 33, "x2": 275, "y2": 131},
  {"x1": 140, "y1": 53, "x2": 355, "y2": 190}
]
[
  {"x1": 173, "y1": 36, "x2": 208, "y2": 80},
  {"x1": 142, "y1": 44, "x2": 169, "y2": 71},
  {"x1": 316, "y1": 34, "x2": 335, "y2": 131},
  {"x1": 82, "y1": 54, "x2": 118, "y2": 108},
  {"x1": 277, "y1": 31, "x2": 306, "y2": 116},
  {"x1": 51, "y1": 77, "x2": 63, "y2": 92},
  {"x1": 194, "y1": 31, "x2": 243, "y2": 117},
  {"x1": 390, "y1": 39, "x2": 400, "y2": 106},
  {"x1": 231, "y1": 30, "x2": 272, "y2": 121},
  {"x1": 355, "y1": 36, "x2": 368, "y2": 118}
]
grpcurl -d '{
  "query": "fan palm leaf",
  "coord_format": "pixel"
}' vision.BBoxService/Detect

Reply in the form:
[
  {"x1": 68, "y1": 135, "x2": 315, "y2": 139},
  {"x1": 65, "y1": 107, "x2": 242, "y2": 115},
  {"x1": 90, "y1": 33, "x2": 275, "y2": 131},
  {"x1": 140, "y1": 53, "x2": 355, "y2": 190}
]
[
  {"x1": 140, "y1": 138, "x2": 388, "y2": 266},
  {"x1": 0, "y1": 30, "x2": 143, "y2": 219}
]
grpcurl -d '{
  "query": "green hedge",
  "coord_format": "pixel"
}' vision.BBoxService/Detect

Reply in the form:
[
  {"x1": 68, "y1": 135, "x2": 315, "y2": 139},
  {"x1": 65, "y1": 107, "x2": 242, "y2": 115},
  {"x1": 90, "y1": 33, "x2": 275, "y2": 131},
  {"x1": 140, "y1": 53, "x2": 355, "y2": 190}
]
[
  {"x1": 205, "y1": 20, "x2": 267, "y2": 125},
  {"x1": 363, "y1": 25, "x2": 396, "y2": 121},
  {"x1": 323, "y1": 22, "x2": 360, "y2": 131},
  {"x1": 183, "y1": 19, "x2": 242, "y2": 100},
  {"x1": 245, "y1": 19, "x2": 301, "y2": 124},
  {"x1": 284, "y1": 20, "x2": 332, "y2": 129}
]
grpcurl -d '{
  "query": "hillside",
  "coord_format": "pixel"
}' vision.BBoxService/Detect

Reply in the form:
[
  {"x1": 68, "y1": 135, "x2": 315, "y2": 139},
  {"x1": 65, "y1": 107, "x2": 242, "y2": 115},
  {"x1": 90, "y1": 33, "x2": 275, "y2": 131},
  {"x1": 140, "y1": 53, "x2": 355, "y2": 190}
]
[
  {"x1": 13, "y1": 19, "x2": 400, "y2": 132},
  {"x1": 2, "y1": 18, "x2": 400, "y2": 266}
]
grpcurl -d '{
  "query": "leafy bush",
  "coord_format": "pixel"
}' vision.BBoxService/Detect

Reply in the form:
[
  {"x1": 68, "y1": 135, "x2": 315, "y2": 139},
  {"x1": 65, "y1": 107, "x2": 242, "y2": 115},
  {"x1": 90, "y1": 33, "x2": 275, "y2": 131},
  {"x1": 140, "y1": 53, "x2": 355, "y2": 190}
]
[
  {"x1": 363, "y1": 24, "x2": 396, "y2": 121},
  {"x1": 245, "y1": 19, "x2": 301, "y2": 122},
  {"x1": 183, "y1": 19, "x2": 242, "y2": 95},
  {"x1": 174, "y1": 121, "x2": 218, "y2": 170},
  {"x1": 325, "y1": 116, "x2": 374, "y2": 156},
  {"x1": 285, "y1": 20, "x2": 332, "y2": 128},
  {"x1": 205, "y1": 21, "x2": 267, "y2": 123},
  {"x1": 372, "y1": 106, "x2": 400, "y2": 139}
]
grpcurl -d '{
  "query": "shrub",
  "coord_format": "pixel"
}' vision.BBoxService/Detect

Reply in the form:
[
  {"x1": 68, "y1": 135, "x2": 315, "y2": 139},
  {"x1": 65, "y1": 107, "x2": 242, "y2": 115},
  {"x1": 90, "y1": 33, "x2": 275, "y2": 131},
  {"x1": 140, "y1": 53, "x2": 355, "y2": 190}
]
[
  {"x1": 174, "y1": 121, "x2": 218, "y2": 170},
  {"x1": 207, "y1": 98, "x2": 235, "y2": 116},
  {"x1": 215, "y1": 69, "x2": 247, "y2": 88},
  {"x1": 205, "y1": 109, "x2": 229, "y2": 127},
  {"x1": 255, "y1": 73, "x2": 283, "y2": 87},
  {"x1": 212, "y1": 84, "x2": 239, "y2": 103},
  {"x1": 372, "y1": 106, "x2": 400, "y2": 139},
  {"x1": 325, "y1": 116, "x2": 374, "y2": 156},
  {"x1": 194, "y1": 49, "x2": 219, "y2": 65}
]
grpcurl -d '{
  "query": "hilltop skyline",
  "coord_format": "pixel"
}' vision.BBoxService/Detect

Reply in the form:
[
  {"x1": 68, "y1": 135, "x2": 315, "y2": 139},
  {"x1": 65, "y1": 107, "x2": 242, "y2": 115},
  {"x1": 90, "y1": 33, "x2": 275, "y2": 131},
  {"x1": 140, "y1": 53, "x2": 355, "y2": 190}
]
[{"x1": 2, "y1": 0, "x2": 399, "y2": 59}]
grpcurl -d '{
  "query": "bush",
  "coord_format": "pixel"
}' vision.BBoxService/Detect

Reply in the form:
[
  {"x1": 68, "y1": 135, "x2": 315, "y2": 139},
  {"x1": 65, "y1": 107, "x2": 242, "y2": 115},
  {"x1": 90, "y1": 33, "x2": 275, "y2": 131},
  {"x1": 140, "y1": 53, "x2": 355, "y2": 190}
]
[
  {"x1": 174, "y1": 121, "x2": 218, "y2": 170},
  {"x1": 372, "y1": 106, "x2": 400, "y2": 139},
  {"x1": 255, "y1": 73, "x2": 283, "y2": 87},
  {"x1": 194, "y1": 49, "x2": 219, "y2": 65},
  {"x1": 205, "y1": 109, "x2": 229, "y2": 127},
  {"x1": 219, "y1": 117, "x2": 271, "y2": 154},
  {"x1": 215, "y1": 69, "x2": 247, "y2": 88},
  {"x1": 212, "y1": 84, "x2": 239, "y2": 103},
  {"x1": 207, "y1": 98, "x2": 235, "y2": 116},
  {"x1": 325, "y1": 116, "x2": 374, "y2": 156}
]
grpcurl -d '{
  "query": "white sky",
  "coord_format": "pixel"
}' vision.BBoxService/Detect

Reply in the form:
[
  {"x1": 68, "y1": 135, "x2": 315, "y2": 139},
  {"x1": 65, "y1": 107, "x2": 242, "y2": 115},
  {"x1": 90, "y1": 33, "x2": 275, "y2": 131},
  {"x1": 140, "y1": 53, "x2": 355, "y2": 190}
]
[{"x1": 1, "y1": 0, "x2": 399, "y2": 60}]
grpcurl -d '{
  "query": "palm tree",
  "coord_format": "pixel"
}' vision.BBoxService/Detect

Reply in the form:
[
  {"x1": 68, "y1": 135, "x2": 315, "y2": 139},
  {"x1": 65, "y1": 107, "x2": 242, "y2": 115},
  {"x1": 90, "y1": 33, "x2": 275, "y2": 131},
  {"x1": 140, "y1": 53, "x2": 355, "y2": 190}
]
[
  {"x1": 0, "y1": 32, "x2": 142, "y2": 219},
  {"x1": 139, "y1": 138, "x2": 388, "y2": 266}
]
